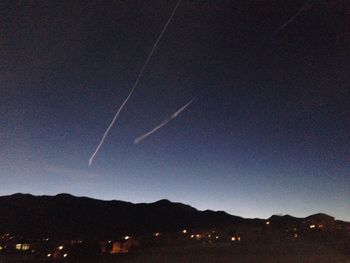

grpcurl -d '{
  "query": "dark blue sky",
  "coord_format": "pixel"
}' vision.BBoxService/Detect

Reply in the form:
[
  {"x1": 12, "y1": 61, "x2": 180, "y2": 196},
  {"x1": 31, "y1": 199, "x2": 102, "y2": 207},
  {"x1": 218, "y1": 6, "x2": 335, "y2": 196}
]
[{"x1": 1, "y1": 0, "x2": 349, "y2": 220}]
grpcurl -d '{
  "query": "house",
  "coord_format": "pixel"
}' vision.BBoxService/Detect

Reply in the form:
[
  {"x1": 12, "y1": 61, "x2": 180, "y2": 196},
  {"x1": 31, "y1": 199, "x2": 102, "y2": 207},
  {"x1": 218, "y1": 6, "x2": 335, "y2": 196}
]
[{"x1": 110, "y1": 238, "x2": 139, "y2": 254}]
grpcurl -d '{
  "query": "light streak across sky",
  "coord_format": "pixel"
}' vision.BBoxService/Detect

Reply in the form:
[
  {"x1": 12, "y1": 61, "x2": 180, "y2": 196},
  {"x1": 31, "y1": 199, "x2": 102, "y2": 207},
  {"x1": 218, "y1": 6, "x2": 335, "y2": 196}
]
[
  {"x1": 89, "y1": 0, "x2": 182, "y2": 166},
  {"x1": 134, "y1": 97, "x2": 195, "y2": 144},
  {"x1": 275, "y1": 0, "x2": 315, "y2": 34}
]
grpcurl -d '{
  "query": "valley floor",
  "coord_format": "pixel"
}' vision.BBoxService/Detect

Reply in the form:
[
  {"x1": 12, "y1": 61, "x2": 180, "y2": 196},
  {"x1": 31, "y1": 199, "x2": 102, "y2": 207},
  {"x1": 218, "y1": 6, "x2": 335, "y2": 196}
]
[{"x1": 1, "y1": 238, "x2": 349, "y2": 263}]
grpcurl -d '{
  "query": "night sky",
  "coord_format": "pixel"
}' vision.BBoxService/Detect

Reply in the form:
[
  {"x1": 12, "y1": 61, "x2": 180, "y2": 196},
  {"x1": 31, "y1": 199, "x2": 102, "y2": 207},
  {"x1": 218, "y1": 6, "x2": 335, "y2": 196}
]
[{"x1": 1, "y1": 0, "x2": 349, "y2": 220}]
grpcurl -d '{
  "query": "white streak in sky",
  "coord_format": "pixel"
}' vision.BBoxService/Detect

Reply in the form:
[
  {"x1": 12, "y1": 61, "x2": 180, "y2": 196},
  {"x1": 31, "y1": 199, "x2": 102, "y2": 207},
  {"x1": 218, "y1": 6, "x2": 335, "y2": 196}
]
[
  {"x1": 89, "y1": 0, "x2": 182, "y2": 166},
  {"x1": 275, "y1": 0, "x2": 314, "y2": 34},
  {"x1": 134, "y1": 97, "x2": 195, "y2": 144}
]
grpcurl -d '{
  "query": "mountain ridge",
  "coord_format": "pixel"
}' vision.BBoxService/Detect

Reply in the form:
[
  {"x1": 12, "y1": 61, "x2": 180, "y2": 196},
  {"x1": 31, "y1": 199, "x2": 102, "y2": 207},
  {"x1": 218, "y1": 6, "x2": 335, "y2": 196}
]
[{"x1": 0, "y1": 193, "x2": 345, "y2": 240}]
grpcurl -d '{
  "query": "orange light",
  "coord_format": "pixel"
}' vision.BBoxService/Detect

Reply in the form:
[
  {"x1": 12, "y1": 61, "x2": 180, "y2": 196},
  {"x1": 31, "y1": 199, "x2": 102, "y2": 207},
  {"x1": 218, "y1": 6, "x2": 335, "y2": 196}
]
[{"x1": 237, "y1": 237, "x2": 241, "y2": 241}]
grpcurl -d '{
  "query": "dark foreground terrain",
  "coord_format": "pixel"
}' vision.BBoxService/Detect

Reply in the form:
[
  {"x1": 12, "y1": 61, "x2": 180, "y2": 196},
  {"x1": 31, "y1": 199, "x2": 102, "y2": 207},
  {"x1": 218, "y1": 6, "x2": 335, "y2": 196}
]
[
  {"x1": 1, "y1": 194, "x2": 349, "y2": 262},
  {"x1": 1, "y1": 238, "x2": 350, "y2": 263}
]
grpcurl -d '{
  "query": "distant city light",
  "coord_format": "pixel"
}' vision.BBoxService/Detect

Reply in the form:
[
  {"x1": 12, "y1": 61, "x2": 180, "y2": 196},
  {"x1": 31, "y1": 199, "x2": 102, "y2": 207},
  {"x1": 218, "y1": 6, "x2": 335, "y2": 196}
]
[
  {"x1": 237, "y1": 237, "x2": 241, "y2": 241},
  {"x1": 294, "y1": 233, "x2": 298, "y2": 238},
  {"x1": 215, "y1": 236, "x2": 219, "y2": 239},
  {"x1": 190, "y1": 234, "x2": 194, "y2": 238},
  {"x1": 266, "y1": 221, "x2": 270, "y2": 225},
  {"x1": 63, "y1": 253, "x2": 68, "y2": 258},
  {"x1": 47, "y1": 253, "x2": 52, "y2": 257},
  {"x1": 231, "y1": 237, "x2": 236, "y2": 241},
  {"x1": 154, "y1": 232, "x2": 160, "y2": 237},
  {"x1": 124, "y1": 236, "x2": 130, "y2": 240},
  {"x1": 182, "y1": 229, "x2": 187, "y2": 234},
  {"x1": 318, "y1": 224, "x2": 324, "y2": 228},
  {"x1": 58, "y1": 245, "x2": 64, "y2": 250},
  {"x1": 15, "y1": 244, "x2": 30, "y2": 251},
  {"x1": 23, "y1": 244, "x2": 30, "y2": 250},
  {"x1": 309, "y1": 225, "x2": 316, "y2": 229}
]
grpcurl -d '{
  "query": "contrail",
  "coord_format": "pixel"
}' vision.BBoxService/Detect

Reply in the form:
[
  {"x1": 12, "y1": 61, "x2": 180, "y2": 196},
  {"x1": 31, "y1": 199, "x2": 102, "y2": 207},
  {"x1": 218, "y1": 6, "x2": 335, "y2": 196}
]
[
  {"x1": 275, "y1": 0, "x2": 315, "y2": 34},
  {"x1": 134, "y1": 97, "x2": 195, "y2": 144},
  {"x1": 89, "y1": 0, "x2": 182, "y2": 166}
]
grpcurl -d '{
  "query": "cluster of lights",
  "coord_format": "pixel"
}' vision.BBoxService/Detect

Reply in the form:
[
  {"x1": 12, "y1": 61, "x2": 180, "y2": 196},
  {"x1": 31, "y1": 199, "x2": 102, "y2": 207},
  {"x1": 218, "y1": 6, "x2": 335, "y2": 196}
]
[
  {"x1": 189, "y1": 233, "x2": 220, "y2": 240},
  {"x1": 309, "y1": 224, "x2": 316, "y2": 229},
  {"x1": 231, "y1": 236, "x2": 241, "y2": 241},
  {"x1": 15, "y1": 243, "x2": 30, "y2": 251},
  {"x1": 1, "y1": 234, "x2": 14, "y2": 241},
  {"x1": 47, "y1": 251, "x2": 68, "y2": 258}
]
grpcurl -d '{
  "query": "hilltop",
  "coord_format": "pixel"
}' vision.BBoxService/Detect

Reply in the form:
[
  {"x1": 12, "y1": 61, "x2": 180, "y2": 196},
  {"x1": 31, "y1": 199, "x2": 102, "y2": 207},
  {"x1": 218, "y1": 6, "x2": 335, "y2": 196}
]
[{"x1": 0, "y1": 193, "x2": 348, "y2": 240}]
